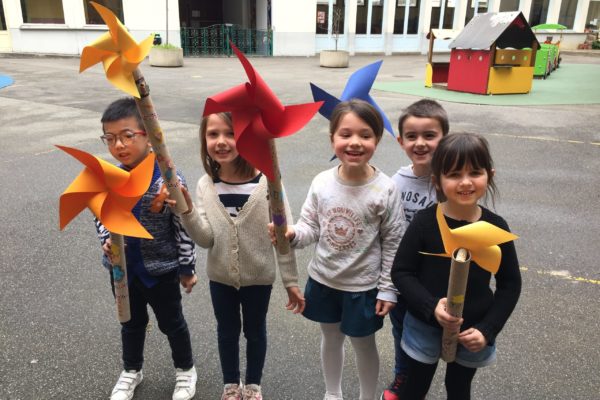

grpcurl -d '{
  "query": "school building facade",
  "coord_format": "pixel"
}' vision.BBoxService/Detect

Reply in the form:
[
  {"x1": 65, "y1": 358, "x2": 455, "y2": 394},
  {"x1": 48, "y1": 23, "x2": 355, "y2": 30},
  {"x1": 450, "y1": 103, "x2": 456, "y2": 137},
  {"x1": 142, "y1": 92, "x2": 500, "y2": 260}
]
[{"x1": 0, "y1": 0, "x2": 597, "y2": 55}]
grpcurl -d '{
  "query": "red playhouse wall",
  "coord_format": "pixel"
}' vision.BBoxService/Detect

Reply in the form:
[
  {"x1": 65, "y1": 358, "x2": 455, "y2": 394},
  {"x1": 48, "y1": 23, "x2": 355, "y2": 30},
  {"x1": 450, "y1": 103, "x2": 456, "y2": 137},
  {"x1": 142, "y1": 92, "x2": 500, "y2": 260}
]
[{"x1": 447, "y1": 49, "x2": 492, "y2": 94}]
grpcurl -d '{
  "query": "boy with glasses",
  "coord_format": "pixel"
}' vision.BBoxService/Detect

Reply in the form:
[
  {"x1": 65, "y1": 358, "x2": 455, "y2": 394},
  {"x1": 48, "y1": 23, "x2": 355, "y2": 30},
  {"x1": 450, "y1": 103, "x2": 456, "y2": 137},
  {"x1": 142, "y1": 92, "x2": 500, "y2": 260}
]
[{"x1": 96, "y1": 97, "x2": 198, "y2": 400}]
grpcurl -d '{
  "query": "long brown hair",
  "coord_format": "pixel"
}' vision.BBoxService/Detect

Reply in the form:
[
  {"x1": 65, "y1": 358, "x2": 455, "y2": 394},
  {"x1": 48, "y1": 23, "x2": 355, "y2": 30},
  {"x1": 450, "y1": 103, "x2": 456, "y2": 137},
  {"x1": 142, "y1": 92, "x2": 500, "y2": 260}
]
[{"x1": 199, "y1": 112, "x2": 256, "y2": 180}]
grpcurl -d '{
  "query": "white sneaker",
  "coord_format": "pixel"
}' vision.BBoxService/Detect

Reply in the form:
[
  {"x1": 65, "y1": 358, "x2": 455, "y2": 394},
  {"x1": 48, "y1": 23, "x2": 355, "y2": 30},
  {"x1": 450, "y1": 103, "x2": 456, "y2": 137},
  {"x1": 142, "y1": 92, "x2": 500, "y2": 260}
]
[
  {"x1": 172, "y1": 366, "x2": 197, "y2": 400},
  {"x1": 110, "y1": 370, "x2": 143, "y2": 400},
  {"x1": 323, "y1": 392, "x2": 343, "y2": 400}
]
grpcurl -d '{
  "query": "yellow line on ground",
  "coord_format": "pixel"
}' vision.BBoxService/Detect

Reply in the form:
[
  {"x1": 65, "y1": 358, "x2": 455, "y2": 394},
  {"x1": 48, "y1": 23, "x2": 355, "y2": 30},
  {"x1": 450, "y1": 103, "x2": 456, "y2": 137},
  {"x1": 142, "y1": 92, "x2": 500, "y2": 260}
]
[
  {"x1": 520, "y1": 266, "x2": 600, "y2": 286},
  {"x1": 488, "y1": 132, "x2": 598, "y2": 147}
]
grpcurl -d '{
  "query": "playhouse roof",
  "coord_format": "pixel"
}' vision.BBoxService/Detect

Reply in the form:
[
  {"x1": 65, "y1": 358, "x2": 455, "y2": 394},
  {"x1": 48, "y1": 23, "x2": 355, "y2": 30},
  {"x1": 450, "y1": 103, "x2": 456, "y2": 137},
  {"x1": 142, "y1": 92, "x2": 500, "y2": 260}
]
[{"x1": 449, "y1": 11, "x2": 540, "y2": 50}]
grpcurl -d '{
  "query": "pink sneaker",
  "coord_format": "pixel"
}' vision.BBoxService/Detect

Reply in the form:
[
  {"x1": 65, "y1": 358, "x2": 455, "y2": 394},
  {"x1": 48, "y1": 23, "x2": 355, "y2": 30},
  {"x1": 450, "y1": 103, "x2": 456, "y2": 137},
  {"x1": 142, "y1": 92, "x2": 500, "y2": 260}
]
[
  {"x1": 222, "y1": 383, "x2": 243, "y2": 400},
  {"x1": 243, "y1": 384, "x2": 263, "y2": 400}
]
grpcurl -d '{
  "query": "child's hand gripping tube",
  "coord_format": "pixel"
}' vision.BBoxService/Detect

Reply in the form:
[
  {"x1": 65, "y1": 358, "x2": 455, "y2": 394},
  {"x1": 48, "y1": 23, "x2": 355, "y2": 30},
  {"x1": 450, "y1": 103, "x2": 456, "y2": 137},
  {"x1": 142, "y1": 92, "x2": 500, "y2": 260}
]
[
  {"x1": 441, "y1": 248, "x2": 471, "y2": 362},
  {"x1": 132, "y1": 68, "x2": 189, "y2": 215}
]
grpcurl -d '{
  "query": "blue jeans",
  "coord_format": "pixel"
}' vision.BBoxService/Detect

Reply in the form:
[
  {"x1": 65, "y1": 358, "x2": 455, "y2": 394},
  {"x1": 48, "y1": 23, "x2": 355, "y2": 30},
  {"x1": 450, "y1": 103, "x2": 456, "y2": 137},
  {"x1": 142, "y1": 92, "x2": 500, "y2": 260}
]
[
  {"x1": 112, "y1": 270, "x2": 194, "y2": 371},
  {"x1": 209, "y1": 281, "x2": 272, "y2": 385},
  {"x1": 389, "y1": 296, "x2": 410, "y2": 375}
]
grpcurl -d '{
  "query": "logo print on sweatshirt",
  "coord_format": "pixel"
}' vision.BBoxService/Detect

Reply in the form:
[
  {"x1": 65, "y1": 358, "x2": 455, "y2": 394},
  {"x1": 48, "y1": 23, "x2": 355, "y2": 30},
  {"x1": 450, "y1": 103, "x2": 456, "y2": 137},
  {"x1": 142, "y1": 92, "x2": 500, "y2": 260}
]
[{"x1": 325, "y1": 207, "x2": 363, "y2": 251}]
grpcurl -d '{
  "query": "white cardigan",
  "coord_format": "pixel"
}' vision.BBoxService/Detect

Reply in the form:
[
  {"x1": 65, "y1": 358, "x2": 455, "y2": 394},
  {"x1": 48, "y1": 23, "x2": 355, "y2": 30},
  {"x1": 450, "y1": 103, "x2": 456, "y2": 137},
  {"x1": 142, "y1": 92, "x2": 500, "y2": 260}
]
[{"x1": 181, "y1": 174, "x2": 299, "y2": 289}]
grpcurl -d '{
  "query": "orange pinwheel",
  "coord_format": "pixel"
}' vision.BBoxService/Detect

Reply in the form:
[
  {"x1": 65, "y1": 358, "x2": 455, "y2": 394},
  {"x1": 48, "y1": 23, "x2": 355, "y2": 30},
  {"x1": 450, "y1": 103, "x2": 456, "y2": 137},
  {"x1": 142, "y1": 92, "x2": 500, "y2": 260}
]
[
  {"x1": 428, "y1": 204, "x2": 518, "y2": 274},
  {"x1": 79, "y1": 1, "x2": 153, "y2": 97},
  {"x1": 57, "y1": 145, "x2": 155, "y2": 239}
]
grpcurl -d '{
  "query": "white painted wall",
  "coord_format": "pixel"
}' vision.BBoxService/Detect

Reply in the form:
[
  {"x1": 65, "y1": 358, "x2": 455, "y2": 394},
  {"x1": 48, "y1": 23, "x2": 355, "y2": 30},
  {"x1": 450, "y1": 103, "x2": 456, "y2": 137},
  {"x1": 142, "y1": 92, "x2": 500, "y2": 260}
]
[
  {"x1": 0, "y1": 0, "x2": 13, "y2": 51},
  {"x1": 271, "y1": 0, "x2": 316, "y2": 55},
  {"x1": 3, "y1": 0, "x2": 180, "y2": 54}
]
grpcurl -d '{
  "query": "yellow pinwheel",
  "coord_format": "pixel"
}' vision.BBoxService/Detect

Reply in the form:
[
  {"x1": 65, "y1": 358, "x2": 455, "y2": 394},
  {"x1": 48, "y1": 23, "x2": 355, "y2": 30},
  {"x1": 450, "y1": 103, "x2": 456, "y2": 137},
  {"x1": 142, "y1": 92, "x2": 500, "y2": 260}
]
[
  {"x1": 79, "y1": 1, "x2": 153, "y2": 97},
  {"x1": 57, "y1": 145, "x2": 155, "y2": 239},
  {"x1": 433, "y1": 204, "x2": 518, "y2": 274}
]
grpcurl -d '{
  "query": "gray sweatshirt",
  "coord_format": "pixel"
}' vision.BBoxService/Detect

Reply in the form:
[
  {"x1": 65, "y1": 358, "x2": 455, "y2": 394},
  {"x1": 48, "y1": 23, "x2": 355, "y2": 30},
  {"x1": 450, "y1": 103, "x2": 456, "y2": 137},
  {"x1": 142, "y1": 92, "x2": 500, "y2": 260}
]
[{"x1": 390, "y1": 165, "x2": 436, "y2": 223}]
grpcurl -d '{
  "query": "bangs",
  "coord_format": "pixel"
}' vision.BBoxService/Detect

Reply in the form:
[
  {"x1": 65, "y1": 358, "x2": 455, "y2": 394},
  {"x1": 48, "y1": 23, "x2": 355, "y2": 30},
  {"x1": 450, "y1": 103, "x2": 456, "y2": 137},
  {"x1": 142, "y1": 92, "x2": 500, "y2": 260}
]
[{"x1": 439, "y1": 137, "x2": 491, "y2": 174}]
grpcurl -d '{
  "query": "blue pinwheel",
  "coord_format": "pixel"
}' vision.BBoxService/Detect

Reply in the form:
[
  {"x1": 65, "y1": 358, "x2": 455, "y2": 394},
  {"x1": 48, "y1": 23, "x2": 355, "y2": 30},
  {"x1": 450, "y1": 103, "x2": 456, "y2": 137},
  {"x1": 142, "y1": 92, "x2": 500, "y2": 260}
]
[{"x1": 310, "y1": 60, "x2": 395, "y2": 138}]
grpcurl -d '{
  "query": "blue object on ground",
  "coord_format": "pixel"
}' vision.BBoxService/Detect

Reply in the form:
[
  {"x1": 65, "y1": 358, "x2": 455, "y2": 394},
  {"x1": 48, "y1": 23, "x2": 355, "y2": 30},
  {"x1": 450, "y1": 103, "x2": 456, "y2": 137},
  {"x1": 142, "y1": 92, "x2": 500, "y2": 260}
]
[{"x1": 0, "y1": 74, "x2": 14, "y2": 89}]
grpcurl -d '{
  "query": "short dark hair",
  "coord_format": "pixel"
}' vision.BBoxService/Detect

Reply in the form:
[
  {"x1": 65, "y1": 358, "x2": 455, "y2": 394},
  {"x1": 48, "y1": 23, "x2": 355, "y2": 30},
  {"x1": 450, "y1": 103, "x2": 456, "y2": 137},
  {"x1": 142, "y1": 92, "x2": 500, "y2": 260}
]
[
  {"x1": 199, "y1": 112, "x2": 256, "y2": 180},
  {"x1": 329, "y1": 99, "x2": 384, "y2": 142},
  {"x1": 101, "y1": 97, "x2": 144, "y2": 131},
  {"x1": 431, "y1": 133, "x2": 497, "y2": 206},
  {"x1": 398, "y1": 99, "x2": 449, "y2": 137}
]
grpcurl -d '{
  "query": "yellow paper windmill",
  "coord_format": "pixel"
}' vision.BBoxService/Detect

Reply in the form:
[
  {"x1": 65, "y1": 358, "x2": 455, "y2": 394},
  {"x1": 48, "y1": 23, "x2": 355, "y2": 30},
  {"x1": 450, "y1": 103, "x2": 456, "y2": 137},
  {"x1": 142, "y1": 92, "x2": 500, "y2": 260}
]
[
  {"x1": 432, "y1": 204, "x2": 518, "y2": 274},
  {"x1": 79, "y1": 1, "x2": 153, "y2": 97},
  {"x1": 57, "y1": 145, "x2": 155, "y2": 239}
]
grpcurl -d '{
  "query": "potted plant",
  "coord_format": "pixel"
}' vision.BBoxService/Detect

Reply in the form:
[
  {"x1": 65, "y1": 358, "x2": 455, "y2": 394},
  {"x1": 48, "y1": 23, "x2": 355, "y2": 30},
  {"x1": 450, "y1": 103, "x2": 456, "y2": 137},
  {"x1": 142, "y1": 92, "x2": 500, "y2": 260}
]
[
  {"x1": 149, "y1": 42, "x2": 184, "y2": 67},
  {"x1": 149, "y1": 0, "x2": 183, "y2": 67},
  {"x1": 319, "y1": 7, "x2": 349, "y2": 68}
]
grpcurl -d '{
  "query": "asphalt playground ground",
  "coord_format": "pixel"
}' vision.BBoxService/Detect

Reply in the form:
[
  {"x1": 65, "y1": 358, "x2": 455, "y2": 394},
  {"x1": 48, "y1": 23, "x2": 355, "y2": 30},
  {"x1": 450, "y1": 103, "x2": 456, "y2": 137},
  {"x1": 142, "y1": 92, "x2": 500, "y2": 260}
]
[{"x1": 1, "y1": 52, "x2": 599, "y2": 400}]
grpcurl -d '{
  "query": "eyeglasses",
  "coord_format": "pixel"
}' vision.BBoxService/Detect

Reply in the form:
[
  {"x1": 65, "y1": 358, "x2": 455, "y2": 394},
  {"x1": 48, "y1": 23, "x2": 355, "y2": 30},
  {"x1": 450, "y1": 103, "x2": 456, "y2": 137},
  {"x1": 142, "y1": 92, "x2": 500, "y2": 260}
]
[{"x1": 100, "y1": 130, "x2": 146, "y2": 147}]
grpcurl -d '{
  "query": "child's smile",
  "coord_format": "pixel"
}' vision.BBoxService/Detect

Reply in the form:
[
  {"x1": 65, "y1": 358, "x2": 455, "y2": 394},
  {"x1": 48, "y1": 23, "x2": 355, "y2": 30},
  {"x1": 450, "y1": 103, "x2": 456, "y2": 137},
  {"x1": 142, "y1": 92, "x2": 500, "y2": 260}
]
[
  {"x1": 440, "y1": 166, "x2": 490, "y2": 208},
  {"x1": 205, "y1": 114, "x2": 239, "y2": 166},
  {"x1": 331, "y1": 112, "x2": 378, "y2": 177},
  {"x1": 399, "y1": 116, "x2": 444, "y2": 177}
]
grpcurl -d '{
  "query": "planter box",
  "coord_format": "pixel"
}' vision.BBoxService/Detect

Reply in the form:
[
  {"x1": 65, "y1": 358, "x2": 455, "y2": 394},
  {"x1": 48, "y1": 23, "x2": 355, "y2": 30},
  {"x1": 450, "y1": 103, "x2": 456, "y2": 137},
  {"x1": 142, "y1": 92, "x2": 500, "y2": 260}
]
[
  {"x1": 149, "y1": 47, "x2": 184, "y2": 67},
  {"x1": 319, "y1": 50, "x2": 349, "y2": 68}
]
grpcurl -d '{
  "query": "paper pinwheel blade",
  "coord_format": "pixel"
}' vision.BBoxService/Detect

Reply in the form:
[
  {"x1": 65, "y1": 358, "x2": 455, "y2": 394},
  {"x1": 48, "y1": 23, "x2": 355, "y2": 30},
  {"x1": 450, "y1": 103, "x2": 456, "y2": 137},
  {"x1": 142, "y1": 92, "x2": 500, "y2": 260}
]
[
  {"x1": 57, "y1": 145, "x2": 155, "y2": 239},
  {"x1": 433, "y1": 204, "x2": 518, "y2": 274},
  {"x1": 79, "y1": 1, "x2": 153, "y2": 97},
  {"x1": 310, "y1": 60, "x2": 395, "y2": 138},
  {"x1": 202, "y1": 42, "x2": 323, "y2": 181}
]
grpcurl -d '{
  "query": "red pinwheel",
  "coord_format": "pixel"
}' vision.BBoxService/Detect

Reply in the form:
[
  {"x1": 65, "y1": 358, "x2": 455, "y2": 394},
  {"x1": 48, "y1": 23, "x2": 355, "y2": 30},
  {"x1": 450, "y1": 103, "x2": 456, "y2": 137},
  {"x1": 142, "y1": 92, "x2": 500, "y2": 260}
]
[{"x1": 203, "y1": 43, "x2": 323, "y2": 181}]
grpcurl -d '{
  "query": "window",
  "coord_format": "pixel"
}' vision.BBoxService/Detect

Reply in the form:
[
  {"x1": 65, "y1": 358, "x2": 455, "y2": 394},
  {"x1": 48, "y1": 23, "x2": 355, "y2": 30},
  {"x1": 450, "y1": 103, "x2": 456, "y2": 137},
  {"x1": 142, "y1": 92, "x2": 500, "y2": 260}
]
[
  {"x1": 1, "y1": 0, "x2": 7, "y2": 30},
  {"x1": 499, "y1": 0, "x2": 519, "y2": 12},
  {"x1": 529, "y1": 0, "x2": 550, "y2": 27},
  {"x1": 316, "y1": 0, "x2": 345, "y2": 35},
  {"x1": 431, "y1": 0, "x2": 454, "y2": 29},
  {"x1": 465, "y1": 0, "x2": 487, "y2": 25},
  {"x1": 356, "y1": 0, "x2": 384, "y2": 34},
  {"x1": 356, "y1": 0, "x2": 368, "y2": 33},
  {"x1": 371, "y1": 0, "x2": 384, "y2": 34},
  {"x1": 558, "y1": 0, "x2": 577, "y2": 28},
  {"x1": 20, "y1": 0, "x2": 65, "y2": 23},
  {"x1": 394, "y1": 0, "x2": 420, "y2": 34},
  {"x1": 587, "y1": 0, "x2": 600, "y2": 29},
  {"x1": 83, "y1": 0, "x2": 123, "y2": 24},
  {"x1": 316, "y1": 2, "x2": 329, "y2": 33}
]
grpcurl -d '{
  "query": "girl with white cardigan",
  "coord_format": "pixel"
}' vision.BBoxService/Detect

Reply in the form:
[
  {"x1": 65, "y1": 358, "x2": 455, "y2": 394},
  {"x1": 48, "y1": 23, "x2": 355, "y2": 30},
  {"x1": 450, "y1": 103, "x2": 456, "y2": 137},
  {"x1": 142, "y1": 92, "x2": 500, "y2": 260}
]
[{"x1": 179, "y1": 112, "x2": 304, "y2": 400}]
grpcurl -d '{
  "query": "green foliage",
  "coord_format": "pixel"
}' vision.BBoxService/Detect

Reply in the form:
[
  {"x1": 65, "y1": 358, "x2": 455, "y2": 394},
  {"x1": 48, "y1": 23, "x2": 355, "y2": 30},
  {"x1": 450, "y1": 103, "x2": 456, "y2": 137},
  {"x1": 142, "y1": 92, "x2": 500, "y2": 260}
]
[
  {"x1": 592, "y1": 40, "x2": 600, "y2": 50},
  {"x1": 153, "y1": 43, "x2": 180, "y2": 50}
]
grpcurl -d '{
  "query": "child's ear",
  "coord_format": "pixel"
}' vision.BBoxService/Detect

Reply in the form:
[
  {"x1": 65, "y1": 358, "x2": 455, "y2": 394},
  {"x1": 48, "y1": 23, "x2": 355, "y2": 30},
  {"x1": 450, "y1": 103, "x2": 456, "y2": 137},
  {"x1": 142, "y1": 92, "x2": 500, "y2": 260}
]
[
  {"x1": 397, "y1": 135, "x2": 404, "y2": 146},
  {"x1": 490, "y1": 168, "x2": 496, "y2": 178}
]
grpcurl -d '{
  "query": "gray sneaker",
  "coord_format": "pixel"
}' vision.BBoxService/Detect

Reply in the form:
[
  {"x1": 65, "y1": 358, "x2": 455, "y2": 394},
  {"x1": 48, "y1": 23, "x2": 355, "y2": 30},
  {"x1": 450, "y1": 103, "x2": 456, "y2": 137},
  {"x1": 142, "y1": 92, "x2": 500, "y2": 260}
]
[{"x1": 110, "y1": 370, "x2": 143, "y2": 400}]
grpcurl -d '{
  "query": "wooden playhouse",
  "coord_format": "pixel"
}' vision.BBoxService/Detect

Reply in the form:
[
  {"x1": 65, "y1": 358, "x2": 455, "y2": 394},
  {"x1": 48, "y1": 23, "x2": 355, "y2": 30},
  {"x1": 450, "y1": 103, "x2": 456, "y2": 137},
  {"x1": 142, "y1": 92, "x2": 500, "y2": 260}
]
[{"x1": 446, "y1": 11, "x2": 540, "y2": 95}]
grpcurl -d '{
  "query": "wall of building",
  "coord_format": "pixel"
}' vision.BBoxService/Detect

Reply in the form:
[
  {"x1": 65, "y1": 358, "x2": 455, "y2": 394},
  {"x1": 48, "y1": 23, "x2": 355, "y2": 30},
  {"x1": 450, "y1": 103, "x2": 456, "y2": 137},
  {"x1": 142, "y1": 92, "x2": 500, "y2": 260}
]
[
  {"x1": 271, "y1": 0, "x2": 317, "y2": 55},
  {"x1": 0, "y1": 0, "x2": 12, "y2": 51},
  {"x1": 0, "y1": 0, "x2": 595, "y2": 56},
  {"x1": 535, "y1": 31, "x2": 588, "y2": 47},
  {"x1": 4, "y1": 0, "x2": 180, "y2": 55}
]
